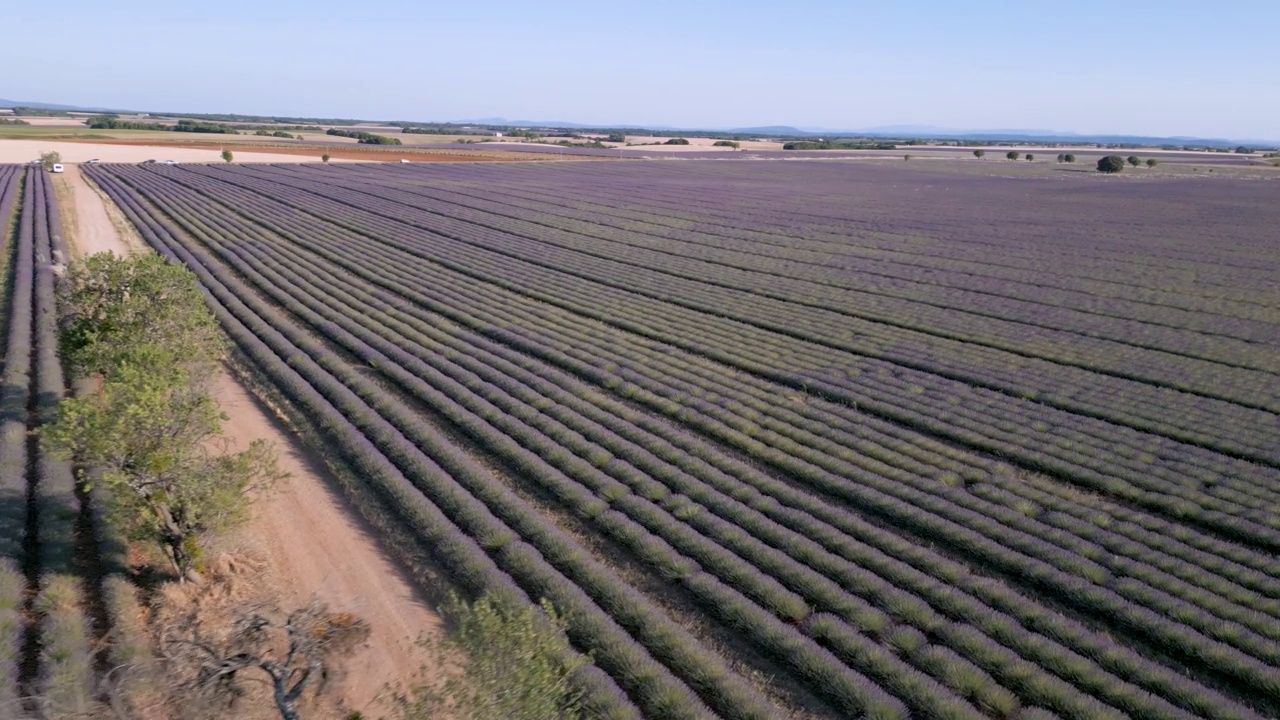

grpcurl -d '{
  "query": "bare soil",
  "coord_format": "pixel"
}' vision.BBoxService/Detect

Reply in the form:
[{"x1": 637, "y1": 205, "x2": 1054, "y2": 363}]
[
  {"x1": 0, "y1": 139, "x2": 331, "y2": 164},
  {"x1": 51, "y1": 164, "x2": 136, "y2": 256},
  {"x1": 211, "y1": 373, "x2": 441, "y2": 717}
]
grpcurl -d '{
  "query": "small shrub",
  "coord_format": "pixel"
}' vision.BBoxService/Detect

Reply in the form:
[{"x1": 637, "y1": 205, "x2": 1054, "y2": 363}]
[
  {"x1": 1127, "y1": 155, "x2": 1141, "y2": 167},
  {"x1": 1145, "y1": 158, "x2": 1158, "y2": 167},
  {"x1": 972, "y1": 149, "x2": 985, "y2": 158},
  {"x1": 386, "y1": 594, "x2": 586, "y2": 720},
  {"x1": 1064, "y1": 154, "x2": 1076, "y2": 163},
  {"x1": 1025, "y1": 153, "x2": 1034, "y2": 161},
  {"x1": 1006, "y1": 151, "x2": 1020, "y2": 161}
]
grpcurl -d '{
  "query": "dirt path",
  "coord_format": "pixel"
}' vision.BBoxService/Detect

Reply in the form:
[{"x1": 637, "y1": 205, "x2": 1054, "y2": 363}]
[
  {"x1": 52, "y1": 164, "x2": 135, "y2": 256},
  {"x1": 59, "y1": 171, "x2": 440, "y2": 717},
  {"x1": 213, "y1": 373, "x2": 440, "y2": 716}
]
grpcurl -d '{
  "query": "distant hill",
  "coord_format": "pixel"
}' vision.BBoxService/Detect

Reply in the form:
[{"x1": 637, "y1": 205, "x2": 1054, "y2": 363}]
[
  {"x1": 0, "y1": 98, "x2": 127, "y2": 113},
  {"x1": 729, "y1": 125, "x2": 807, "y2": 136},
  {"x1": 4, "y1": 98, "x2": 1275, "y2": 147}
]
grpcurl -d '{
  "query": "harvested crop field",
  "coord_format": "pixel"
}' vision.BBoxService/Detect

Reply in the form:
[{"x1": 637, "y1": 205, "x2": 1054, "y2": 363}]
[{"x1": 85, "y1": 160, "x2": 1280, "y2": 720}]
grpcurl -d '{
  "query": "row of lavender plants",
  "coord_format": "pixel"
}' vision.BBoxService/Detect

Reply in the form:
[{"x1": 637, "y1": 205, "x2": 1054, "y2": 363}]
[
  {"x1": 0, "y1": 167, "x2": 96, "y2": 717},
  {"x1": 363, "y1": 161, "x2": 1280, "y2": 310},
  {"x1": 89, "y1": 162, "x2": 1280, "y2": 719},
  {"x1": 240, "y1": 164, "x2": 1279, "y2": 463},
  {"x1": 173, "y1": 164, "x2": 1280, "y2": 550},
  {"x1": 0, "y1": 164, "x2": 26, "y2": 714}
]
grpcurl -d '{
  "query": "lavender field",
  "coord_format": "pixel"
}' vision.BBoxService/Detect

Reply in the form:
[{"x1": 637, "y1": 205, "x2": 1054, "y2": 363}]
[{"x1": 87, "y1": 160, "x2": 1280, "y2": 720}]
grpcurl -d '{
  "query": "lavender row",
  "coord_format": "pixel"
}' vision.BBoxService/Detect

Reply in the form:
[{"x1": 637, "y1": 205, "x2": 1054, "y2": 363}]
[
  {"x1": 292, "y1": 163, "x2": 1279, "y2": 365},
  {"x1": 145, "y1": 166, "x2": 1280, "y2": 597},
  {"x1": 87, "y1": 168, "x2": 652, "y2": 720},
  {"x1": 240, "y1": 165, "x2": 1280, "y2": 460},
  {"x1": 110, "y1": 166, "x2": 1280, "y2": 712},
  {"x1": 109, "y1": 164, "x2": 933, "y2": 720},
  {"x1": 165, "y1": 165, "x2": 1280, "y2": 543},
  {"x1": 371, "y1": 162, "x2": 1280, "y2": 308},
  {"x1": 92, "y1": 166, "x2": 832, "y2": 720}
]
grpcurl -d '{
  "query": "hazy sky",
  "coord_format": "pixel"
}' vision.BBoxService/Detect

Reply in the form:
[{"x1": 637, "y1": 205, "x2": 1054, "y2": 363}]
[{"x1": 3, "y1": 0, "x2": 1277, "y2": 138}]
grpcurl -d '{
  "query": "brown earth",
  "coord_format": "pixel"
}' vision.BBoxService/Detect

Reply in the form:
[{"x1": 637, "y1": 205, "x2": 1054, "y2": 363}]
[
  {"x1": 61, "y1": 166, "x2": 443, "y2": 718},
  {"x1": 212, "y1": 373, "x2": 441, "y2": 717},
  {"x1": 51, "y1": 164, "x2": 139, "y2": 256}
]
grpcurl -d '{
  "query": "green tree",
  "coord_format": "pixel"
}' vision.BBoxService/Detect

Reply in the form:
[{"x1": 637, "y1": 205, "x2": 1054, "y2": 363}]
[
  {"x1": 46, "y1": 253, "x2": 282, "y2": 580},
  {"x1": 321, "y1": 153, "x2": 330, "y2": 163},
  {"x1": 58, "y1": 253, "x2": 225, "y2": 377},
  {"x1": 1006, "y1": 151, "x2": 1020, "y2": 161},
  {"x1": 1025, "y1": 154, "x2": 1034, "y2": 161},
  {"x1": 1145, "y1": 158, "x2": 1158, "y2": 167},
  {"x1": 1097, "y1": 155, "x2": 1126, "y2": 173},
  {"x1": 1127, "y1": 155, "x2": 1141, "y2": 167},
  {"x1": 664, "y1": 137, "x2": 690, "y2": 145},
  {"x1": 972, "y1": 149, "x2": 985, "y2": 158},
  {"x1": 40, "y1": 151, "x2": 62, "y2": 170},
  {"x1": 1064, "y1": 154, "x2": 1076, "y2": 163},
  {"x1": 1056, "y1": 154, "x2": 1066, "y2": 163},
  {"x1": 45, "y1": 347, "x2": 282, "y2": 579},
  {"x1": 903, "y1": 154, "x2": 912, "y2": 161},
  {"x1": 606, "y1": 131, "x2": 626, "y2": 143},
  {"x1": 221, "y1": 149, "x2": 234, "y2": 163}
]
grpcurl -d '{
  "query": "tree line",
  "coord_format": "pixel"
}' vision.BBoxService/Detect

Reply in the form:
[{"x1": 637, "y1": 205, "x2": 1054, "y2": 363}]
[
  {"x1": 86, "y1": 115, "x2": 243, "y2": 134},
  {"x1": 326, "y1": 128, "x2": 403, "y2": 144}
]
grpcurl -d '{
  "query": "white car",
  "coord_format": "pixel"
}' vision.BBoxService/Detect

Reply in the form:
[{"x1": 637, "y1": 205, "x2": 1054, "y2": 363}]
[
  {"x1": 161, "y1": 159, "x2": 179, "y2": 165},
  {"x1": 51, "y1": 164, "x2": 65, "y2": 174},
  {"x1": 87, "y1": 159, "x2": 101, "y2": 164},
  {"x1": 400, "y1": 159, "x2": 410, "y2": 164}
]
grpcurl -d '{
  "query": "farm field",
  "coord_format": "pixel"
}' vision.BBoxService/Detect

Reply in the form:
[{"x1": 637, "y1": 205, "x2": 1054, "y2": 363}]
[
  {"x1": 85, "y1": 160, "x2": 1280, "y2": 720},
  {"x1": 1, "y1": 164, "x2": 118, "y2": 716}
]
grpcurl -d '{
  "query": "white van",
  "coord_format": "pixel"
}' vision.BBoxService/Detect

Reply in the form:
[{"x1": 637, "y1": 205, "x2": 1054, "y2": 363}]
[{"x1": 51, "y1": 164, "x2": 64, "y2": 173}]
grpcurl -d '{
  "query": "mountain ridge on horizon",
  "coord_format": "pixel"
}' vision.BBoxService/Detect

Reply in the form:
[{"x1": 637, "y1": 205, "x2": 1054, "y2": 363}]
[{"x1": 3, "y1": 98, "x2": 1275, "y2": 147}]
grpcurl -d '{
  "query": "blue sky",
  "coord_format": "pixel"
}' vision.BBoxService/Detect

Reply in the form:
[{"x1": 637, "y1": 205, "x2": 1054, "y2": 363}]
[{"x1": 3, "y1": 1, "x2": 1276, "y2": 139}]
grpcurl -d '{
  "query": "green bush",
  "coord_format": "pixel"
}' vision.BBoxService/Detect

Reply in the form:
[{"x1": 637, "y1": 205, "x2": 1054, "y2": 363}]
[
  {"x1": 1097, "y1": 156, "x2": 1125, "y2": 173},
  {"x1": 387, "y1": 594, "x2": 586, "y2": 720}
]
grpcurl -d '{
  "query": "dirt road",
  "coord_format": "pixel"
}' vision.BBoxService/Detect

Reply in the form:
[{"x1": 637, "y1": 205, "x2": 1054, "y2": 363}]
[
  {"x1": 61, "y1": 164, "x2": 440, "y2": 717},
  {"x1": 214, "y1": 374, "x2": 440, "y2": 715},
  {"x1": 53, "y1": 164, "x2": 136, "y2": 256}
]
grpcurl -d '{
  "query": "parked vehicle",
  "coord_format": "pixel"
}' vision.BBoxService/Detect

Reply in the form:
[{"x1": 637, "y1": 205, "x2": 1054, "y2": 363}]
[
  {"x1": 87, "y1": 158, "x2": 101, "y2": 164},
  {"x1": 141, "y1": 159, "x2": 156, "y2": 164},
  {"x1": 51, "y1": 164, "x2": 64, "y2": 173},
  {"x1": 400, "y1": 159, "x2": 410, "y2": 164},
  {"x1": 161, "y1": 159, "x2": 179, "y2": 165}
]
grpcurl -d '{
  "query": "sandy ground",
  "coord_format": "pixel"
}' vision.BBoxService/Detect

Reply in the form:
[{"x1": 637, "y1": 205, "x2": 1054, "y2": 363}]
[
  {"x1": 213, "y1": 374, "x2": 440, "y2": 716},
  {"x1": 0, "y1": 139, "x2": 333, "y2": 164},
  {"x1": 51, "y1": 164, "x2": 138, "y2": 256},
  {"x1": 60, "y1": 171, "x2": 441, "y2": 717}
]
